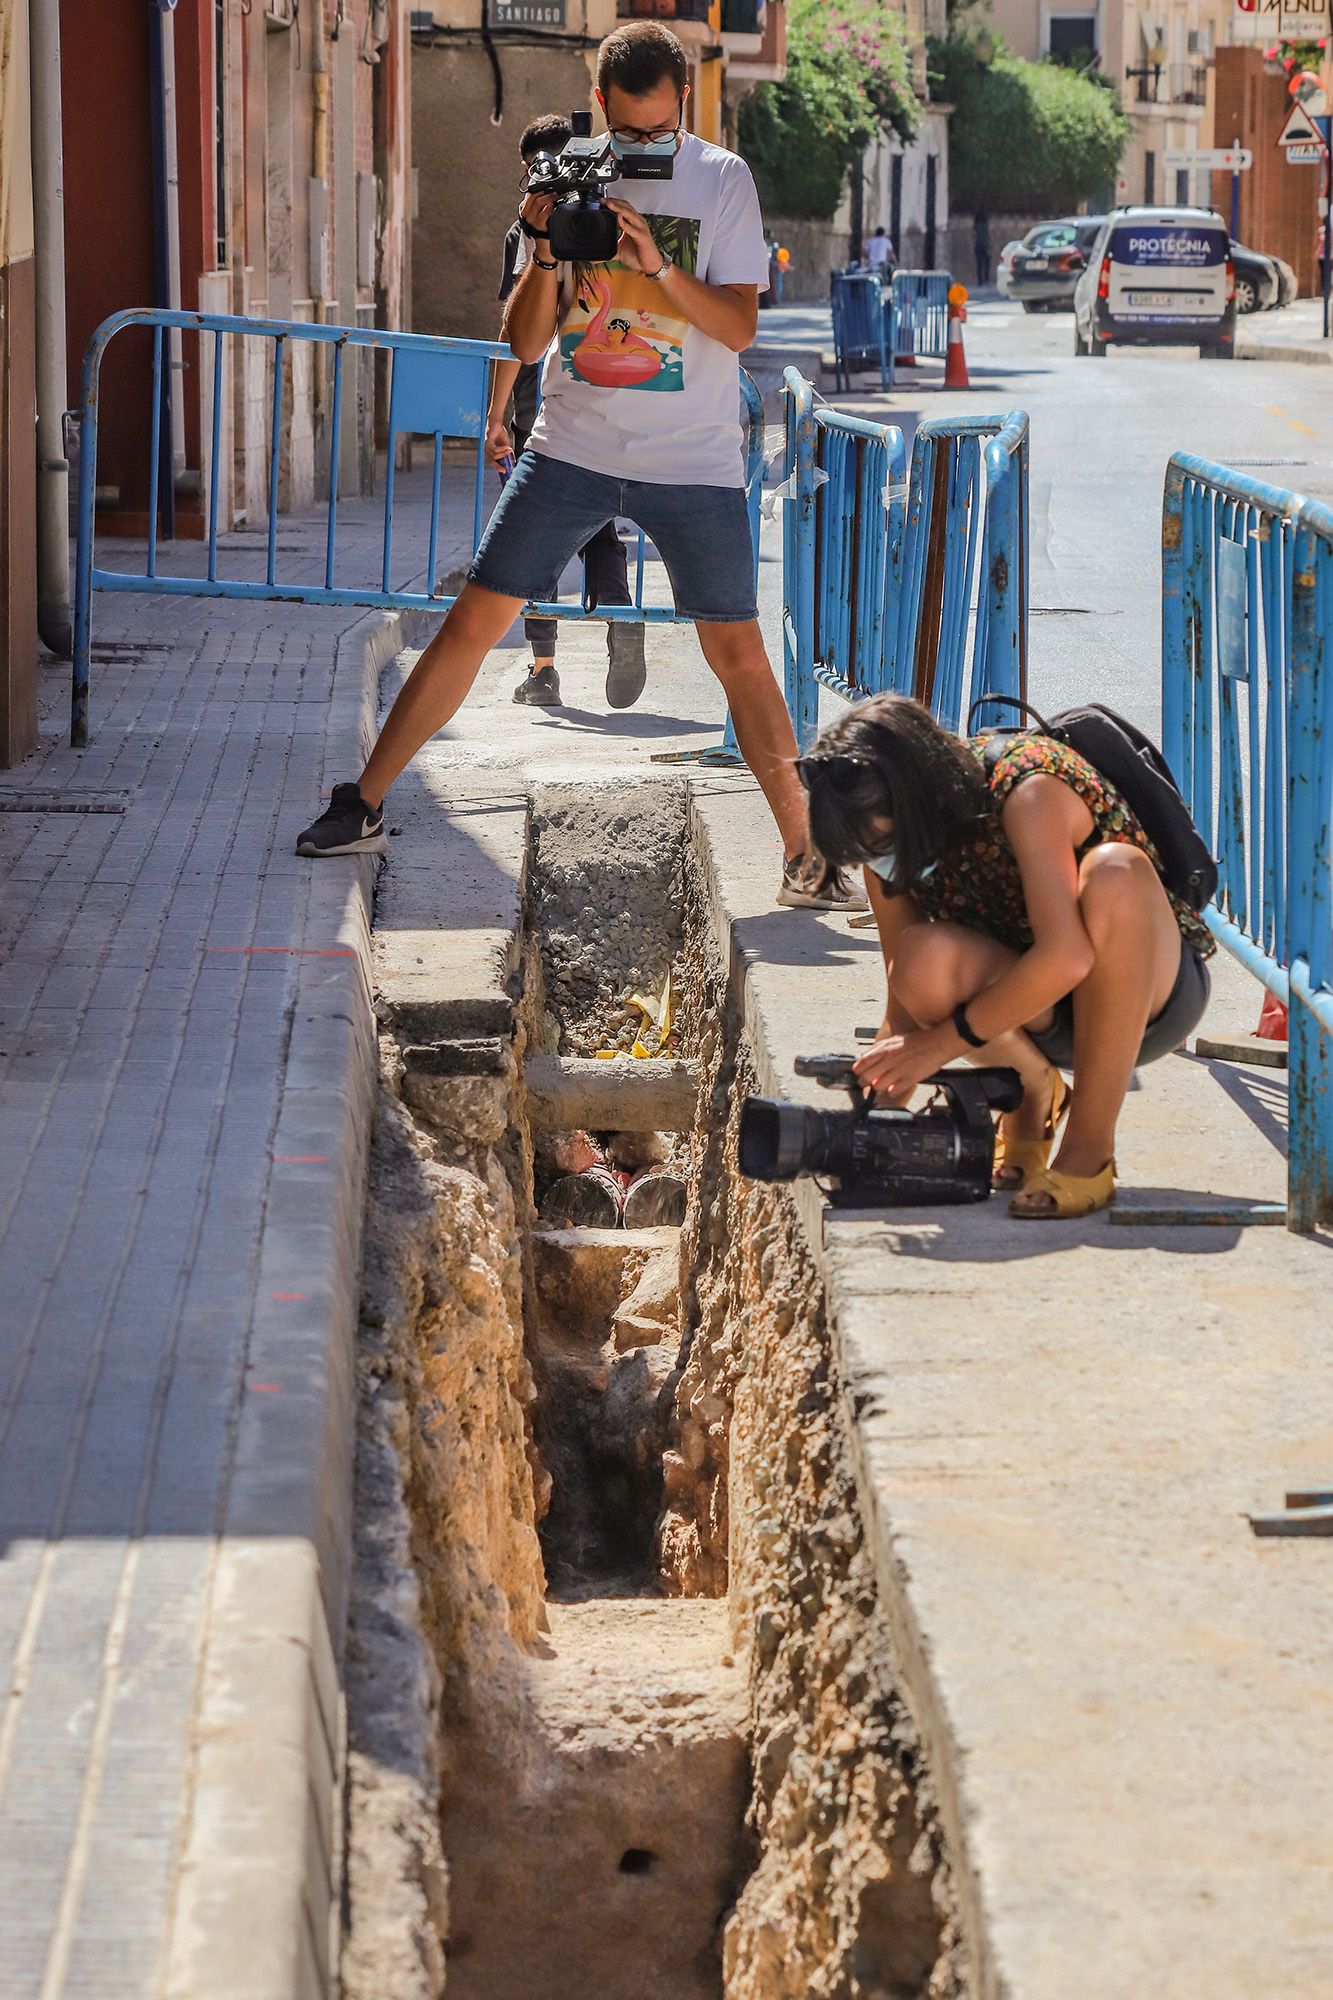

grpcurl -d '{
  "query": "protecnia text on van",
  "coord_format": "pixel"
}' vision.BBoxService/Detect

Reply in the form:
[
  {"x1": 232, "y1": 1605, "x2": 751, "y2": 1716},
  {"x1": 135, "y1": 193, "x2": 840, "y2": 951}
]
[{"x1": 1073, "y1": 206, "x2": 1236, "y2": 359}]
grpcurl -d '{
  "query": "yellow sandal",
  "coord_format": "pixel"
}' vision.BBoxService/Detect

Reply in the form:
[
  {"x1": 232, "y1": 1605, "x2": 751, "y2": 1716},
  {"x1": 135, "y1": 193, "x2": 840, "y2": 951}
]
[
  {"x1": 1009, "y1": 1159, "x2": 1116, "y2": 1220},
  {"x1": 991, "y1": 1071, "x2": 1071, "y2": 1192}
]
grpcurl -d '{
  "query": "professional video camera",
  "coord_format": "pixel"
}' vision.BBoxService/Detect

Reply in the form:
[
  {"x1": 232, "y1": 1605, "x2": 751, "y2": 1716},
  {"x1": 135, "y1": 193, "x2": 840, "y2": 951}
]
[
  {"x1": 738, "y1": 1057, "x2": 1023, "y2": 1208},
  {"x1": 524, "y1": 110, "x2": 674, "y2": 264}
]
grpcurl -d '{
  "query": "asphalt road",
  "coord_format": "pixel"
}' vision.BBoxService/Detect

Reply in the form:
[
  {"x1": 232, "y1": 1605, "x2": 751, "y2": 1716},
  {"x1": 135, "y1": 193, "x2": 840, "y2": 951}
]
[{"x1": 836, "y1": 297, "x2": 1333, "y2": 734}]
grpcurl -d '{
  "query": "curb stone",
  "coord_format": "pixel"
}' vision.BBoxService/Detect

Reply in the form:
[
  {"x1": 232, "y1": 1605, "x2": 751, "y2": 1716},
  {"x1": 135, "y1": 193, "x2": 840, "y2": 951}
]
[{"x1": 163, "y1": 608, "x2": 413, "y2": 2000}]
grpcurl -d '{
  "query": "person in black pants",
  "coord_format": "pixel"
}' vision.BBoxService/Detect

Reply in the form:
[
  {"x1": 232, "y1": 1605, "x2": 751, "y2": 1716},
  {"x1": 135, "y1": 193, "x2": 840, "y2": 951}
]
[
  {"x1": 973, "y1": 208, "x2": 992, "y2": 288},
  {"x1": 485, "y1": 114, "x2": 646, "y2": 710}
]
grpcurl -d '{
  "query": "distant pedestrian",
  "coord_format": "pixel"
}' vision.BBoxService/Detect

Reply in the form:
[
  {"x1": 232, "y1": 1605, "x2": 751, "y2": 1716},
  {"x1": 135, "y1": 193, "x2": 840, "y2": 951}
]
[
  {"x1": 973, "y1": 209, "x2": 992, "y2": 287},
  {"x1": 866, "y1": 225, "x2": 895, "y2": 280}
]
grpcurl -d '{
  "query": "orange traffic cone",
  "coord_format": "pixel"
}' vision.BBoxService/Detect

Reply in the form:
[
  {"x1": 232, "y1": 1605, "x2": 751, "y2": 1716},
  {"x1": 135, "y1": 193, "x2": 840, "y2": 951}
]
[
  {"x1": 1256, "y1": 990, "x2": 1288, "y2": 1040},
  {"x1": 943, "y1": 282, "x2": 970, "y2": 390}
]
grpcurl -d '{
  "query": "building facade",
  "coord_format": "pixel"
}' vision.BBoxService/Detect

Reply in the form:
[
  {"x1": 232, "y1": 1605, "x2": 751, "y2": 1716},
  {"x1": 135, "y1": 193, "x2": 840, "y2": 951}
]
[
  {"x1": 2, "y1": 0, "x2": 38, "y2": 763},
  {"x1": 986, "y1": 0, "x2": 1237, "y2": 209},
  {"x1": 0, "y1": 0, "x2": 413, "y2": 764}
]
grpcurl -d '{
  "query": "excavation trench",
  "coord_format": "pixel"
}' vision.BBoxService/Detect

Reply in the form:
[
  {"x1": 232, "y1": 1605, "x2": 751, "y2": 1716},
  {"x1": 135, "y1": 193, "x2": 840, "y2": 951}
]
[{"x1": 345, "y1": 785, "x2": 968, "y2": 2000}]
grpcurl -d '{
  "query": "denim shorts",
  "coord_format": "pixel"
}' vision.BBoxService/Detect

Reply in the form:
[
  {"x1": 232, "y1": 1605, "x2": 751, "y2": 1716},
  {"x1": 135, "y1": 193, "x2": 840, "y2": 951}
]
[
  {"x1": 1029, "y1": 938, "x2": 1211, "y2": 1070},
  {"x1": 467, "y1": 448, "x2": 758, "y2": 624}
]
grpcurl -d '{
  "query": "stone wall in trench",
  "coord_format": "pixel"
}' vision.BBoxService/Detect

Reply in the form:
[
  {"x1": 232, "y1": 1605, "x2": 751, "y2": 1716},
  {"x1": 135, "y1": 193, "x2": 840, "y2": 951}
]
[
  {"x1": 660, "y1": 865, "x2": 970, "y2": 2000},
  {"x1": 343, "y1": 1044, "x2": 548, "y2": 2000}
]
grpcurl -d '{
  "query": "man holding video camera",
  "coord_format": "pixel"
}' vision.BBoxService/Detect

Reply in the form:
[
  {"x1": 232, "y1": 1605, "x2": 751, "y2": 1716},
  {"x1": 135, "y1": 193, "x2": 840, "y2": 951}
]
[
  {"x1": 297, "y1": 19, "x2": 860, "y2": 912},
  {"x1": 487, "y1": 114, "x2": 645, "y2": 712}
]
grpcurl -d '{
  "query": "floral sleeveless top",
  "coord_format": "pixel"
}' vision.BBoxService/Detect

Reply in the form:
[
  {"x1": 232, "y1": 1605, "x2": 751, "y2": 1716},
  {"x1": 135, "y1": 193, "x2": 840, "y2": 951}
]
[{"x1": 908, "y1": 735, "x2": 1214, "y2": 958}]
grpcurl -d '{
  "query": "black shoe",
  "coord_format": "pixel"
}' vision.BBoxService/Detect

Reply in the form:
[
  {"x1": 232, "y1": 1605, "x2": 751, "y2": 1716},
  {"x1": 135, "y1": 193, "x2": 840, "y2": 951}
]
[
  {"x1": 295, "y1": 781, "x2": 386, "y2": 857},
  {"x1": 605, "y1": 621, "x2": 647, "y2": 710},
  {"x1": 514, "y1": 664, "x2": 562, "y2": 707}
]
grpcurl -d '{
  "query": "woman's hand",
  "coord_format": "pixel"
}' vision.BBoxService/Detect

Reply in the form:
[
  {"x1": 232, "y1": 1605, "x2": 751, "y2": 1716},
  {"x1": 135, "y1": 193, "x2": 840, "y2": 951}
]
[
  {"x1": 484, "y1": 414, "x2": 513, "y2": 470},
  {"x1": 852, "y1": 1024, "x2": 955, "y2": 1104},
  {"x1": 605, "y1": 198, "x2": 659, "y2": 274}
]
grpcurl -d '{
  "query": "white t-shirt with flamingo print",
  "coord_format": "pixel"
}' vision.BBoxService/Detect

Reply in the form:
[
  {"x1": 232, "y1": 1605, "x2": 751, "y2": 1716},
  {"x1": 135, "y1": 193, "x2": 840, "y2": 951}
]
[{"x1": 520, "y1": 132, "x2": 770, "y2": 490}]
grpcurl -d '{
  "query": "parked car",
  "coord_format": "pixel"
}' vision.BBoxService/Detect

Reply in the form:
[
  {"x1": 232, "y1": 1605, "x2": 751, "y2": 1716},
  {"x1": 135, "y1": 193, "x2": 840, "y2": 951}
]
[
  {"x1": 1230, "y1": 243, "x2": 1279, "y2": 314},
  {"x1": 1074, "y1": 206, "x2": 1235, "y2": 358},
  {"x1": 1005, "y1": 217, "x2": 1105, "y2": 311},
  {"x1": 996, "y1": 238, "x2": 1022, "y2": 297}
]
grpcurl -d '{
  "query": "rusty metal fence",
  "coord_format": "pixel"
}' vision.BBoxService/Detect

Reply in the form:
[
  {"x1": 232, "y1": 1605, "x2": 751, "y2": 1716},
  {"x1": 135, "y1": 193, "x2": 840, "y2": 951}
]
[
  {"x1": 780, "y1": 368, "x2": 1028, "y2": 749},
  {"x1": 1163, "y1": 453, "x2": 1333, "y2": 1230}
]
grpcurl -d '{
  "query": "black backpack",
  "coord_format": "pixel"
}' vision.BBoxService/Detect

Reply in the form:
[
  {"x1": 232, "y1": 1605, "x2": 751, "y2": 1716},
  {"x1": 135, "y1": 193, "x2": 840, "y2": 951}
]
[{"x1": 968, "y1": 695, "x2": 1219, "y2": 913}]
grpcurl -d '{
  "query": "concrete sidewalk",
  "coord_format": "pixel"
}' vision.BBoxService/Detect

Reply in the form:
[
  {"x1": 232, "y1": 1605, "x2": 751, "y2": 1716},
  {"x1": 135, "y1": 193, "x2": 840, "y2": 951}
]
[
  {"x1": 1237, "y1": 294, "x2": 1333, "y2": 364},
  {"x1": 0, "y1": 475, "x2": 476, "y2": 2000},
  {"x1": 688, "y1": 778, "x2": 1333, "y2": 1999}
]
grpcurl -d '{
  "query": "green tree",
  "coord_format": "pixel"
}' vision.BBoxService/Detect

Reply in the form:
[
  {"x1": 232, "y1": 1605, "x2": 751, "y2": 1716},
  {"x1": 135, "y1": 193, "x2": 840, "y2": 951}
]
[
  {"x1": 929, "y1": 35, "x2": 1127, "y2": 214},
  {"x1": 739, "y1": 0, "x2": 920, "y2": 220}
]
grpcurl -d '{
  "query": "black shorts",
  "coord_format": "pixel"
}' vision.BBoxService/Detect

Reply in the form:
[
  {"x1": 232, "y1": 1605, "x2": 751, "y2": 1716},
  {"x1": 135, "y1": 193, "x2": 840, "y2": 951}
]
[{"x1": 1029, "y1": 938, "x2": 1211, "y2": 1071}]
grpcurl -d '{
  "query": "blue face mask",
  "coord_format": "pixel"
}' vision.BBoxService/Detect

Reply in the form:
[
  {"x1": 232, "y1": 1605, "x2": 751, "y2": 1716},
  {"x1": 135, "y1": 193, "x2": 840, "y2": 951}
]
[
  {"x1": 608, "y1": 131, "x2": 678, "y2": 177},
  {"x1": 866, "y1": 848, "x2": 936, "y2": 888}
]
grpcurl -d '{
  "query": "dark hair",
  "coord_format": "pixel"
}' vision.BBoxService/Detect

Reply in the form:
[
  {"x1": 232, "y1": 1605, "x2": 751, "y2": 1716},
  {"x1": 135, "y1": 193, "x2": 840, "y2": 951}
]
[
  {"x1": 802, "y1": 695, "x2": 987, "y2": 892},
  {"x1": 520, "y1": 114, "x2": 573, "y2": 163},
  {"x1": 596, "y1": 21, "x2": 689, "y2": 100}
]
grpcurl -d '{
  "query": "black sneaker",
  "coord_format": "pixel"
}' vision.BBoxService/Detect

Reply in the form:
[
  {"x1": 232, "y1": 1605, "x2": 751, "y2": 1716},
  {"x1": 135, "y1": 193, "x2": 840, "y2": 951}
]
[
  {"x1": 513, "y1": 664, "x2": 562, "y2": 707},
  {"x1": 605, "y1": 621, "x2": 647, "y2": 710},
  {"x1": 295, "y1": 782, "x2": 386, "y2": 857}
]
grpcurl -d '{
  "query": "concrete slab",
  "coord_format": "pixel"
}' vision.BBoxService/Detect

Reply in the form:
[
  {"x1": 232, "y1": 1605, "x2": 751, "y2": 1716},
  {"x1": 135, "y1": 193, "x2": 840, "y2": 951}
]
[{"x1": 688, "y1": 779, "x2": 1333, "y2": 2000}]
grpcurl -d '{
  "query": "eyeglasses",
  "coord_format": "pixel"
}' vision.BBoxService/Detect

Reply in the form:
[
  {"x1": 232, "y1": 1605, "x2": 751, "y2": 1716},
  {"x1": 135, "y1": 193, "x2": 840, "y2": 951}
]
[
  {"x1": 794, "y1": 753, "x2": 876, "y2": 791},
  {"x1": 608, "y1": 117, "x2": 683, "y2": 146}
]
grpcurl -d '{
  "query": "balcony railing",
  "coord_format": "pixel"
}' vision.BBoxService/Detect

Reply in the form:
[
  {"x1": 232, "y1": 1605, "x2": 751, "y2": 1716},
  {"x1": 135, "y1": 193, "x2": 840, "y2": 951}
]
[{"x1": 1126, "y1": 61, "x2": 1209, "y2": 106}]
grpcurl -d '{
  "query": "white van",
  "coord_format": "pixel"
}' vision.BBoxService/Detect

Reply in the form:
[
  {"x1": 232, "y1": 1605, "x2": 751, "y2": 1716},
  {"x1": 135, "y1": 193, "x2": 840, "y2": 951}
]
[{"x1": 1073, "y1": 206, "x2": 1235, "y2": 358}]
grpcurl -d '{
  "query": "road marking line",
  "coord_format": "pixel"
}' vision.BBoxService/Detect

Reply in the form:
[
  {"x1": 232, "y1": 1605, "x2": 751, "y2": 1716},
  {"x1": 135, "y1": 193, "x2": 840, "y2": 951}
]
[{"x1": 1265, "y1": 404, "x2": 1318, "y2": 437}]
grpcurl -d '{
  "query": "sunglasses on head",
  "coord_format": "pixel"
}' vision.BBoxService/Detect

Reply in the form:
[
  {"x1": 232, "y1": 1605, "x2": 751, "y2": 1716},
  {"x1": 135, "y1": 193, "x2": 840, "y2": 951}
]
[{"x1": 794, "y1": 753, "x2": 876, "y2": 791}]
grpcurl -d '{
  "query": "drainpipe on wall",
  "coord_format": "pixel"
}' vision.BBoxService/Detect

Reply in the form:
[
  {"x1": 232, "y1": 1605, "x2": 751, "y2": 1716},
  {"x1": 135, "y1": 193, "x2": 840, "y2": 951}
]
[
  {"x1": 147, "y1": 0, "x2": 183, "y2": 537},
  {"x1": 159, "y1": 0, "x2": 185, "y2": 485},
  {"x1": 28, "y1": 0, "x2": 72, "y2": 658}
]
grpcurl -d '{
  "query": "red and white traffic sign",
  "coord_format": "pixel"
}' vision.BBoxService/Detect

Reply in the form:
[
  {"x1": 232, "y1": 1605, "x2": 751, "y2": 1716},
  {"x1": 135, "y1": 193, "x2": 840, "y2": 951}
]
[{"x1": 1278, "y1": 99, "x2": 1328, "y2": 153}]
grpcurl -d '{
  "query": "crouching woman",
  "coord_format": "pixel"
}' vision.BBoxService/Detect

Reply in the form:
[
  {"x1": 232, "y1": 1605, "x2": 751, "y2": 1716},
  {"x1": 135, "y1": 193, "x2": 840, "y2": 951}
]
[{"x1": 799, "y1": 695, "x2": 1213, "y2": 1218}]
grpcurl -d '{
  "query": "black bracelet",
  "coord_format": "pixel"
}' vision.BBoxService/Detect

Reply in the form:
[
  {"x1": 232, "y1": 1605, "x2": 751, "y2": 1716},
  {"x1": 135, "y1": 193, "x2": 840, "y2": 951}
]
[
  {"x1": 952, "y1": 1001, "x2": 987, "y2": 1048},
  {"x1": 533, "y1": 254, "x2": 558, "y2": 271}
]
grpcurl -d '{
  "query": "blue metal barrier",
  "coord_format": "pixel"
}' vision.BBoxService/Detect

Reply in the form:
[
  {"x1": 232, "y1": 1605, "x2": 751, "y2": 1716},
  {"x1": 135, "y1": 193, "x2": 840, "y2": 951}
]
[
  {"x1": 827, "y1": 270, "x2": 956, "y2": 394},
  {"x1": 829, "y1": 271, "x2": 889, "y2": 393},
  {"x1": 71, "y1": 307, "x2": 766, "y2": 745},
  {"x1": 780, "y1": 368, "x2": 1028, "y2": 748},
  {"x1": 1163, "y1": 454, "x2": 1333, "y2": 1229},
  {"x1": 886, "y1": 271, "x2": 952, "y2": 386}
]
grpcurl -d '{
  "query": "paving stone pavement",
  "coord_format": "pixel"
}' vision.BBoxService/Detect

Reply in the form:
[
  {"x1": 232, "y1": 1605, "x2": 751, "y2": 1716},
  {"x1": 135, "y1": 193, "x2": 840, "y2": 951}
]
[{"x1": 0, "y1": 477, "x2": 477, "y2": 2000}]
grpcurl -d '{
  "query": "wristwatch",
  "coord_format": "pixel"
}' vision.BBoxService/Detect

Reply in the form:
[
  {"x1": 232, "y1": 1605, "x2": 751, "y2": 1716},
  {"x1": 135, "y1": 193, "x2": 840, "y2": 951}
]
[{"x1": 645, "y1": 254, "x2": 673, "y2": 282}]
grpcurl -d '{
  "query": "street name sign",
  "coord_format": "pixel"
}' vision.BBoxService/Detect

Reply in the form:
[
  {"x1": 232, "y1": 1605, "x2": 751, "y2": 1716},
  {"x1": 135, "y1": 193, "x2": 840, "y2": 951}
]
[
  {"x1": 490, "y1": 0, "x2": 567, "y2": 23},
  {"x1": 1164, "y1": 147, "x2": 1253, "y2": 170}
]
